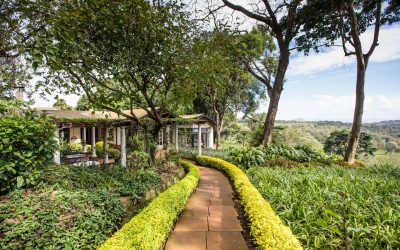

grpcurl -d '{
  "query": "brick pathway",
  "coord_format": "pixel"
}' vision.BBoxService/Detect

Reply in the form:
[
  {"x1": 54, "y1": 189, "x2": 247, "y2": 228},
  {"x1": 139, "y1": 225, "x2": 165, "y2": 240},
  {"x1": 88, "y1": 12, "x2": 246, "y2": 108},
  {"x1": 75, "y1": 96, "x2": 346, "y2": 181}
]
[{"x1": 165, "y1": 166, "x2": 248, "y2": 250}]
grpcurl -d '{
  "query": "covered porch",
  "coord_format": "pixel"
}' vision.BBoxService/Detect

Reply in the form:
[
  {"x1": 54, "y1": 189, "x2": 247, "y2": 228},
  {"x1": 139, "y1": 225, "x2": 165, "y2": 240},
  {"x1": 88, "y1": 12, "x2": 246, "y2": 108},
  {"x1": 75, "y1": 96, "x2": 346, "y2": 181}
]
[{"x1": 37, "y1": 109, "x2": 216, "y2": 165}]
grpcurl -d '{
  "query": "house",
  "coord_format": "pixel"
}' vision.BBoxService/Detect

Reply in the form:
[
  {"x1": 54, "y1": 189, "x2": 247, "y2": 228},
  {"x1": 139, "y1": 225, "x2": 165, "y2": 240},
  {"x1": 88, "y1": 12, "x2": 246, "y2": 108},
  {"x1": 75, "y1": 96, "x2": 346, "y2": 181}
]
[{"x1": 36, "y1": 108, "x2": 215, "y2": 166}]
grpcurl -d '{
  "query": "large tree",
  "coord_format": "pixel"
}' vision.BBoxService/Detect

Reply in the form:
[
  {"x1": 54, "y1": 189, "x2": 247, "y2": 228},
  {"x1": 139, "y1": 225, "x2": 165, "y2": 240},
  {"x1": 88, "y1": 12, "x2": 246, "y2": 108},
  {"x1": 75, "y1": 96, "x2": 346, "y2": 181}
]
[
  {"x1": 53, "y1": 98, "x2": 72, "y2": 110},
  {"x1": 191, "y1": 28, "x2": 265, "y2": 149},
  {"x1": 298, "y1": 0, "x2": 399, "y2": 163},
  {"x1": 0, "y1": 0, "x2": 53, "y2": 97},
  {"x1": 216, "y1": 0, "x2": 310, "y2": 145},
  {"x1": 33, "y1": 0, "x2": 196, "y2": 162}
]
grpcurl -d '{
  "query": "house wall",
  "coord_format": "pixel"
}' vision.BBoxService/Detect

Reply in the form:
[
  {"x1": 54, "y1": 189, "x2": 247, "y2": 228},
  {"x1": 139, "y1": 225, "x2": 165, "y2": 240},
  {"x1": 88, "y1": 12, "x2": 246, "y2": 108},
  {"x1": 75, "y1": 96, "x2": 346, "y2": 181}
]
[
  {"x1": 69, "y1": 127, "x2": 82, "y2": 142},
  {"x1": 97, "y1": 127, "x2": 119, "y2": 145},
  {"x1": 175, "y1": 123, "x2": 215, "y2": 149}
]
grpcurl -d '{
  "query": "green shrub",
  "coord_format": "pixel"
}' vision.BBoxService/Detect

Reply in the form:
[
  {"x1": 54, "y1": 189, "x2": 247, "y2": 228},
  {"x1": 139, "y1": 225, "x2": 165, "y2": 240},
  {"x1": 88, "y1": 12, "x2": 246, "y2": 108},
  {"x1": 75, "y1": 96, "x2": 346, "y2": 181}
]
[
  {"x1": 196, "y1": 156, "x2": 302, "y2": 250},
  {"x1": 0, "y1": 113, "x2": 56, "y2": 193},
  {"x1": 96, "y1": 141, "x2": 106, "y2": 150},
  {"x1": 60, "y1": 141, "x2": 83, "y2": 155},
  {"x1": 229, "y1": 147, "x2": 266, "y2": 169},
  {"x1": 41, "y1": 164, "x2": 161, "y2": 197},
  {"x1": 261, "y1": 159, "x2": 366, "y2": 169},
  {"x1": 229, "y1": 144, "x2": 332, "y2": 169},
  {"x1": 128, "y1": 150, "x2": 150, "y2": 170},
  {"x1": 99, "y1": 160, "x2": 199, "y2": 250},
  {"x1": 128, "y1": 134, "x2": 145, "y2": 151},
  {"x1": 324, "y1": 130, "x2": 377, "y2": 158},
  {"x1": 95, "y1": 141, "x2": 120, "y2": 161},
  {"x1": 108, "y1": 148, "x2": 121, "y2": 161},
  {"x1": 170, "y1": 147, "x2": 230, "y2": 161}
]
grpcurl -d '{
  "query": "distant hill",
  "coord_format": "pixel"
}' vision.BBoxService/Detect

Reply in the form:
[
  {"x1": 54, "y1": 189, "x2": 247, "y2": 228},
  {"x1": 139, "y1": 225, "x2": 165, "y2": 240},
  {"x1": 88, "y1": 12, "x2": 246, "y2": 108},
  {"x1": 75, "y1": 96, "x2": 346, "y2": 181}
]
[
  {"x1": 369, "y1": 120, "x2": 400, "y2": 126},
  {"x1": 276, "y1": 120, "x2": 400, "y2": 127}
]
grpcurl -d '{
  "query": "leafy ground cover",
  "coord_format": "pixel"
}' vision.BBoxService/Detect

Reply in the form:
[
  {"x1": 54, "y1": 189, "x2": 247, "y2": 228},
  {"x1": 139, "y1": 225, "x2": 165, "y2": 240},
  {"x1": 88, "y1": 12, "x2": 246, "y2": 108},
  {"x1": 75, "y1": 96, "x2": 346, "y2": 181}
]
[
  {"x1": 0, "y1": 165, "x2": 162, "y2": 249},
  {"x1": 170, "y1": 147, "x2": 230, "y2": 161},
  {"x1": 247, "y1": 163, "x2": 400, "y2": 249},
  {"x1": 175, "y1": 144, "x2": 361, "y2": 170}
]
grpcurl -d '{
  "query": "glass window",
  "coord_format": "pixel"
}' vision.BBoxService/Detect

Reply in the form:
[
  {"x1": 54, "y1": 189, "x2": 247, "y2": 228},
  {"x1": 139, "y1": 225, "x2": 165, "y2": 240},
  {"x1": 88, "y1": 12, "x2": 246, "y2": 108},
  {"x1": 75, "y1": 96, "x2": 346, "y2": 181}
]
[
  {"x1": 108, "y1": 129, "x2": 114, "y2": 140},
  {"x1": 157, "y1": 129, "x2": 163, "y2": 146}
]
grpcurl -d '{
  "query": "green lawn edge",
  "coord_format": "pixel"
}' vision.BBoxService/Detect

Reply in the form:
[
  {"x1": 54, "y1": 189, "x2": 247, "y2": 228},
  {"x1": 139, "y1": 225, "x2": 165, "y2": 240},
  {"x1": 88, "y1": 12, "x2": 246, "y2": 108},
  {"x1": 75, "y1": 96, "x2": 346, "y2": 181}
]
[
  {"x1": 98, "y1": 160, "x2": 200, "y2": 250},
  {"x1": 196, "y1": 156, "x2": 302, "y2": 250}
]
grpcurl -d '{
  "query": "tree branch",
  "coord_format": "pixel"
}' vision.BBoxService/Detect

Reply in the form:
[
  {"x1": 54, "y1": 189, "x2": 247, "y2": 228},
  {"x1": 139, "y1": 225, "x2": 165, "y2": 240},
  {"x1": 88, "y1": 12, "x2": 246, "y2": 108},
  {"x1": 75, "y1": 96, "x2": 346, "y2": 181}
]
[
  {"x1": 222, "y1": 0, "x2": 272, "y2": 25},
  {"x1": 365, "y1": 0, "x2": 381, "y2": 58}
]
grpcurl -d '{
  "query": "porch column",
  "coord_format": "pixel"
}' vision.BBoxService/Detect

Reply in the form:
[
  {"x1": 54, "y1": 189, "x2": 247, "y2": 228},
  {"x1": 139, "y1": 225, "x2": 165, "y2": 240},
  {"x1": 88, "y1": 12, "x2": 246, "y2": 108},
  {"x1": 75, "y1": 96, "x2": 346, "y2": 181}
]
[
  {"x1": 82, "y1": 127, "x2": 87, "y2": 153},
  {"x1": 209, "y1": 126, "x2": 214, "y2": 149},
  {"x1": 175, "y1": 124, "x2": 179, "y2": 151},
  {"x1": 116, "y1": 127, "x2": 121, "y2": 145},
  {"x1": 91, "y1": 127, "x2": 97, "y2": 157},
  {"x1": 103, "y1": 127, "x2": 109, "y2": 164},
  {"x1": 54, "y1": 128, "x2": 61, "y2": 165},
  {"x1": 197, "y1": 124, "x2": 202, "y2": 156},
  {"x1": 166, "y1": 125, "x2": 170, "y2": 153},
  {"x1": 120, "y1": 126, "x2": 127, "y2": 167}
]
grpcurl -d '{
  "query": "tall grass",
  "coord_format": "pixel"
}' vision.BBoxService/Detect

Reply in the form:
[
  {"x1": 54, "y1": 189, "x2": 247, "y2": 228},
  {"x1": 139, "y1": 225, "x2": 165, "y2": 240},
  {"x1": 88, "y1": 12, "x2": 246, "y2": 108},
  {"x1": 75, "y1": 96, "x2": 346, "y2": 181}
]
[{"x1": 247, "y1": 163, "x2": 400, "y2": 249}]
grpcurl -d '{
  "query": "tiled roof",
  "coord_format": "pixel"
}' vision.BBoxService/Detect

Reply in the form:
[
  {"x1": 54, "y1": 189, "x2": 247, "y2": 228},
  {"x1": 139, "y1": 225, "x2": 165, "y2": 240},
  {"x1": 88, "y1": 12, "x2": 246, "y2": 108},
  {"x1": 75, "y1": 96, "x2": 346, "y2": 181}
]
[{"x1": 35, "y1": 108, "x2": 156, "y2": 120}]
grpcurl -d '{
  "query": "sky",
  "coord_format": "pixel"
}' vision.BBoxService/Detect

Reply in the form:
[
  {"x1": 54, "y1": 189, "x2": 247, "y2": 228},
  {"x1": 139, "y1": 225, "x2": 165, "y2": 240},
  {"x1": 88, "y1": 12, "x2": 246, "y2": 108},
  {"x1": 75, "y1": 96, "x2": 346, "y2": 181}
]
[
  {"x1": 271, "y1": 25, "x2": 400, "y2": 122},
  {"x1": 31, "y1": 3, "x2": 400, "y2": 123}
]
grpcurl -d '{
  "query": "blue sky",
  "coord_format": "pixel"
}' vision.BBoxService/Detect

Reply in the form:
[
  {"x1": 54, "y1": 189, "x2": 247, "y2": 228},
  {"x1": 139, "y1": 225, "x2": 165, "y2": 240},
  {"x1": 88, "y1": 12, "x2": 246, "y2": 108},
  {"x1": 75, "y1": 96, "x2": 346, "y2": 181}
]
[
  {"x1": 272, "y1": 59, "x2": 400, "y2": 122},
  {"x1": 266, "y1": 25, "x2": 400, "y2": 122},
  {"x1": 32, "y1": 13, "x2": 400, "y2": 122}
]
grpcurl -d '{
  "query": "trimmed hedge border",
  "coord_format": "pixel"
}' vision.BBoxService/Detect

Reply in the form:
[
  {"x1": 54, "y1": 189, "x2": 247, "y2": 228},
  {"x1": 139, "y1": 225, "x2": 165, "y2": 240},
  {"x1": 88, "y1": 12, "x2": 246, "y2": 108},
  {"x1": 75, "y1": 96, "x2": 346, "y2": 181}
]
[
  {"x1": 98, "y1": 160, "x2": 199, "y2": 250},
  {"x1": 196, "y1": 156, "x2": 302, "y2": 250}
]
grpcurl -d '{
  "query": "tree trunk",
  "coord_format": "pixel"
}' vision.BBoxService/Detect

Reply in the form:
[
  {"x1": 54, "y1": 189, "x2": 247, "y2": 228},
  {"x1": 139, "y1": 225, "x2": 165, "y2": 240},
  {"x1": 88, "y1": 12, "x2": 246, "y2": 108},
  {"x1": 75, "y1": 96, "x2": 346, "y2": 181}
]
[
  {"x1": 149, "y1": 124, "x2": 162, "y2": 165},
  {"x1": 214, "y1": 110, "x2": 223, "y2": 150},
  {"x1": 344, "y1": 56, "x2": 368, "y2": 163},
  {"x1": 215, "y1": 127, "x2": 221, "y2": 150},
  {"x1": 143, "y1": 126, "x2": 152, "y2": 166},
  {"x1": 260, "y1": 48, "x2": 290, "y2": 145}
]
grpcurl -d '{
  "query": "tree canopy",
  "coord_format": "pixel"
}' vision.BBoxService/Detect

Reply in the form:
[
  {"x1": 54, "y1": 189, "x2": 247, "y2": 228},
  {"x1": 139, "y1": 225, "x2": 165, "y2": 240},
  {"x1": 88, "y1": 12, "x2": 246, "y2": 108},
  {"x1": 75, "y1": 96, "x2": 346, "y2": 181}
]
[{"x1": 189, "y1": 26, "x2": 265, "y2": 148}]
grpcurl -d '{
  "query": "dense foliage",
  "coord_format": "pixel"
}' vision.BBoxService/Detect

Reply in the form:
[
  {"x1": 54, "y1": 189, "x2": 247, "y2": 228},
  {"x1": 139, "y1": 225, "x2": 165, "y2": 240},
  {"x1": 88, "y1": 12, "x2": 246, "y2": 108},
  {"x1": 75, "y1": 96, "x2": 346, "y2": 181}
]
[
  {"x1": 41, "y1": 165, "x2": 161, "y2": 197},
  {"x1": 99, "y1": 160, "x2": 199, "y2": 250},
  {"x1": 95, "y1": 141, "x2": 121, "y2": 162},
  {"x1": 0, "y1": 113, "x2": 56, "y2": 193},
  {"x1": 229, "y1": 144, "x2": 331, "y2": 169},
  {"x1": 0, "y1": 164, "x2": 163, "y2": 249},
  {"x1": 170, "y1": 148, "x2": 230, "y2": 161},
  {"x1": 324, "y1": 130, "x2": 376, "y2": 158},
  {"x1": 0, "y1": 187, "x2": 124, "y2": 249},
  {"x1": 197, "y1": 156, "x2": 302, "y2": 249},
  {"x1": 247, "y1": 164, "x2": 400, "y2": 249},
  {"x1": 228, "y1": 119, "x2": 400, "y2": 154}
]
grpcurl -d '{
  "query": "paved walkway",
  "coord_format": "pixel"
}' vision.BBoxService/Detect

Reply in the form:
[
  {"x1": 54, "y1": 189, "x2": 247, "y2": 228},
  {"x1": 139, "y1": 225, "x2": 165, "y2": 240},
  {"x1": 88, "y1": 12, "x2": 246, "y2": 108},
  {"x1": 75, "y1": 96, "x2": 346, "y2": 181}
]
[{"x1": 165, "y1": 166, "x2": 248, "y2": 250}]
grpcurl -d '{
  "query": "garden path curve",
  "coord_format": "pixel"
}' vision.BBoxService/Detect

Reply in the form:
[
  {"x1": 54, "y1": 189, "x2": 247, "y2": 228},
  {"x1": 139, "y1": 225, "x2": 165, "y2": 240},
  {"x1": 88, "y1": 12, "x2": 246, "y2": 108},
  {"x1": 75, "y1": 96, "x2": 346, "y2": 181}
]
[{"x1": 165, "y1": 165, "x2": 248, "y2": 250}]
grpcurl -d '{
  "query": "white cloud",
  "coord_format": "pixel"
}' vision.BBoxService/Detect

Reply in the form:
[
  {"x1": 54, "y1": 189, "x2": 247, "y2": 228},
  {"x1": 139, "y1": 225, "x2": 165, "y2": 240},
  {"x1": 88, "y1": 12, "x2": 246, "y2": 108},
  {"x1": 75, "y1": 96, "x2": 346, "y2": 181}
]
[
  {"x1": 258, "y1": 94, "x2": 400, "y2": 122},
  {"x1": 288, "y1": 26, "x2": 400, "y2": 75},
  {"x1": 32, "y1": 92, "x2": 80, "y2": 108},
  {"x1": 308, "y1": 94, "x2": 400, "y2": 121}
]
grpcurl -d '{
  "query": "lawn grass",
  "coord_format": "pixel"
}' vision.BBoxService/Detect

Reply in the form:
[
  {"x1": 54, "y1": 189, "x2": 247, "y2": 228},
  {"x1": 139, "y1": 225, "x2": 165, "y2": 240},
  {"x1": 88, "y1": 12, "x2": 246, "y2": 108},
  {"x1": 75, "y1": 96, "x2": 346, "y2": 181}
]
[
  {"x1": 368, "y1": 151, "x2": 400, "y2": 166},
  {"x1": 247, "y1": 163, "x2": 400, "y2": 249}
]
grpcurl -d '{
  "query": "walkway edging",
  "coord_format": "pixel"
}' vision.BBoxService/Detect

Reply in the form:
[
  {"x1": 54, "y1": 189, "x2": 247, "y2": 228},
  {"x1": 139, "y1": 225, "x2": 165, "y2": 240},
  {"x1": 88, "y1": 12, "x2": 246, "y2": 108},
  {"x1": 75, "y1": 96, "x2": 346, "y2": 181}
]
[
  {"x1": 98, "y1": 160, "x2": 199, "y2": 250},
  {"x1": 165, "y1": 164, "x2": 248, "y2": 249},
  {"x1": 196, "y1": 156, "x2": 303, "y2": 250}
]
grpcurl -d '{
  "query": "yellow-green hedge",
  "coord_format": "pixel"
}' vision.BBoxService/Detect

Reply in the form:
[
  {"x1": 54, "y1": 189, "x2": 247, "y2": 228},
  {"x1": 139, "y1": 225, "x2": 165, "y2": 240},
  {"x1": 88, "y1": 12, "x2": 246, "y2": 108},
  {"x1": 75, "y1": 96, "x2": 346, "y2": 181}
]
[
  {"x1": 196, "y1": 156, "x2": 302, "y2": 250},
  {"x1": 98, "y1": 160, "x2": 199, "y2": 250}
]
